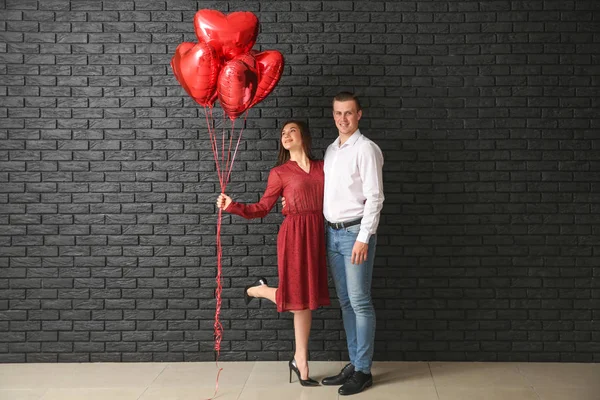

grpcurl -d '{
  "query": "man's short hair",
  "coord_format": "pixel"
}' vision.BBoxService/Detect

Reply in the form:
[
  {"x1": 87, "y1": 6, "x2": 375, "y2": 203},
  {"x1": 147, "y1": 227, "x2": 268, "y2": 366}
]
[{"x1": 333, "y1": 92, "x2": 362, "y2": 111}]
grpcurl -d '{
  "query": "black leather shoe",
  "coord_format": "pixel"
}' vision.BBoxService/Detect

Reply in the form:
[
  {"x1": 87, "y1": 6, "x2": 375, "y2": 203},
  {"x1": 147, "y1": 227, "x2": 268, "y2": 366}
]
[
  {"x1": 338, "y1": 371, "x2": 373, "y2": 396},
  {"x1": 244, "y1": 277, "x2": 268, "y2": 305},
  {"x1": 321, "y1": 363, "x2": 355, "y2": 386}
]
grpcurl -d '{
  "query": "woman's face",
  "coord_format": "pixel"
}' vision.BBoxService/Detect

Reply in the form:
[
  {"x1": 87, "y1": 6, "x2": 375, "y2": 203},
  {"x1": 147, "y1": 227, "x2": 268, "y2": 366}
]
[{"x1": 281, "y1": 123, "x2": 303, "y2": 151}]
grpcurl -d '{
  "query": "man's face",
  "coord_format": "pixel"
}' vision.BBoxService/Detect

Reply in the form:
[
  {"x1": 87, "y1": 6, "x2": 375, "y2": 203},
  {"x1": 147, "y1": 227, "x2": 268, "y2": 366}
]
[{"x1": 333, "y1": 100, "x2": 362, "y2": 136}]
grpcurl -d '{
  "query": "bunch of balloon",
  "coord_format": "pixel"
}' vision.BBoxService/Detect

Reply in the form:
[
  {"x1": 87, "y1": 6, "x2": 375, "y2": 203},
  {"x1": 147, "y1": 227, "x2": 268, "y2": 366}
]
[{"x1": 170, "y1": 9, "x2": 284, "y2": 394}]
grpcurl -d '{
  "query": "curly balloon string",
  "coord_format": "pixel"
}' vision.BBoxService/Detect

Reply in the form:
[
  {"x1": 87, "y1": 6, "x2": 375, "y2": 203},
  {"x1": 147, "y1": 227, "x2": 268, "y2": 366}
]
[
  {"x1": 203, "y1": 106, "x2": 223, "y2": 400},
  {"x1": 204, "y1": 108, "x2": 248, "y2": 400},
  {"x1": 225, "y1": 113, "x2": 248, "y2": 185}
]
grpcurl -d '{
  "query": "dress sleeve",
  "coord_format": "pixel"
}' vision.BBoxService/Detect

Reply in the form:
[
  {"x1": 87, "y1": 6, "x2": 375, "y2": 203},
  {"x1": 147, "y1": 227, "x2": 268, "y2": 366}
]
[{"x1": 225, "y1": 169, "x2": 283, "y2": 219}]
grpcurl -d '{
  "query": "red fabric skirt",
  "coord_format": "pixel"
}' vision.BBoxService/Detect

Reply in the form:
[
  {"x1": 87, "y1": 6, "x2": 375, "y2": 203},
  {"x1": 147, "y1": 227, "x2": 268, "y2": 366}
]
[{"x1": 275, "y1": 212, "x2": 330, "y2": 312}]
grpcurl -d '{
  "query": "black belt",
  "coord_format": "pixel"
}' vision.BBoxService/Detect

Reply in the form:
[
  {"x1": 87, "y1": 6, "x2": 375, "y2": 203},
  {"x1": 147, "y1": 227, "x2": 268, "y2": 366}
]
[{"x1": 326, "y1": 218, "x2": 361, "y2": 230}]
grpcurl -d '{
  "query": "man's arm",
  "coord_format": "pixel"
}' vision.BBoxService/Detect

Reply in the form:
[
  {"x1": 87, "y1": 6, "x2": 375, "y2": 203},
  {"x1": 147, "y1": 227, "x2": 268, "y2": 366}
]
[{"x1": 357, "y1": 141, "x2": 384, "y2": 244}]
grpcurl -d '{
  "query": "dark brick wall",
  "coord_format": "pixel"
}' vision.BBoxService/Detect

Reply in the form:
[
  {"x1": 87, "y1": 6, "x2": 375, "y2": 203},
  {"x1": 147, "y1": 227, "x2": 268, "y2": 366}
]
[{"x1": 1, "y1": 0, "x2": 599, "y2": 363}]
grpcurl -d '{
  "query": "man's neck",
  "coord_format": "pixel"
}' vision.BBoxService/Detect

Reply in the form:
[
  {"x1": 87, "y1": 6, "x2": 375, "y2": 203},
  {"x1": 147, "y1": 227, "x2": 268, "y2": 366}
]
[{"x1": 338, "y1": 129, "x2": 358, "y2": 146}]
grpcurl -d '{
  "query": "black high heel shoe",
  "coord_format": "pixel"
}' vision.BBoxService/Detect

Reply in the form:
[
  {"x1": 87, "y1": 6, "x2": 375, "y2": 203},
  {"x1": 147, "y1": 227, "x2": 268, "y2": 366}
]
[
  {"x1": 289, "y1": 359, "x2": 319, "y2": 387},
  {"x1": 244, "y1": 277, "x2": 268, "y2": 305}
]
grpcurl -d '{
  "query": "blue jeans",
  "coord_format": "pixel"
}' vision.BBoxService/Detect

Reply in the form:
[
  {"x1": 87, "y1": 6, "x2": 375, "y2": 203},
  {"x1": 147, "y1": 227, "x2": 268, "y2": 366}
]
[{"x1": 327, "y1": 224, "x2": 377, "y2": 374}]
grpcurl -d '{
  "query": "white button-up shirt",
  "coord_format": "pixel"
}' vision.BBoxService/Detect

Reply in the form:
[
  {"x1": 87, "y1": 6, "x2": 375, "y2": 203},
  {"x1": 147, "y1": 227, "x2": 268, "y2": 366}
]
[{"x1": 323, "y1": 130, "x2": 384, "y2": 243}]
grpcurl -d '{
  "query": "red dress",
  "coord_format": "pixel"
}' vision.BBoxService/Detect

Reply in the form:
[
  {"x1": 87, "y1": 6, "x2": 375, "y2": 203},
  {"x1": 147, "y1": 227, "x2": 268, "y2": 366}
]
[{"x1": 226, "y1": 160, "x2": 330, "y2": 312}]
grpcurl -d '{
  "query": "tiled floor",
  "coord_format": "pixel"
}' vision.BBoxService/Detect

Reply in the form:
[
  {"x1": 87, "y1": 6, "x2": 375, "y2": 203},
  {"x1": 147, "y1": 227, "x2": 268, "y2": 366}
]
[{"x1": 0, "y1": 361, "x2": 598, "y2": 399}]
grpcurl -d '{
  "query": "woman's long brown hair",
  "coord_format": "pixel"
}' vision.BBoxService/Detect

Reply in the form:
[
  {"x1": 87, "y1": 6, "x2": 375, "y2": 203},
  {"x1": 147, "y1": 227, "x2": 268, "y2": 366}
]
[{"x1": 275, "y1": 120, "x2": 314, "y2": 167}]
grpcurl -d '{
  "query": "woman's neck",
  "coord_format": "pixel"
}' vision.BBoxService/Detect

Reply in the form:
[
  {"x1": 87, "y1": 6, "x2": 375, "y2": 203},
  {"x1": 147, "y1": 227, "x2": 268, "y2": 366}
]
[{"x1": 289, "y1": 150, "x2": 309, "y2": 165}]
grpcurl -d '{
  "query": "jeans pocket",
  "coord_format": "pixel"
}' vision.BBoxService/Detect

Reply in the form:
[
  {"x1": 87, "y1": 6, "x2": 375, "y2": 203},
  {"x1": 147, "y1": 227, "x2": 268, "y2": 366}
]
[{"x1": 345, "y1": 224, "x2": 361, "y2": 234}]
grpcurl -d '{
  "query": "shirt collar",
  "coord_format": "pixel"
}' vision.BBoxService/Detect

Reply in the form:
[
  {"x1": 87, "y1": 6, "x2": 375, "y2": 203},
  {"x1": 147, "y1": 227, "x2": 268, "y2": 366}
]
[{"x1": 335, "y1": 129, "x2": 362, "y2": 149}]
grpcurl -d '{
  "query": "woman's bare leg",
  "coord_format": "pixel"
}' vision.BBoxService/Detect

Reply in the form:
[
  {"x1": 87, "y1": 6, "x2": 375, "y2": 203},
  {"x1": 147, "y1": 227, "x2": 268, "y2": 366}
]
[
  {"x1": 247, "y1": 284, "x2": 277, "y2": 304},
  {"x1": 292, "y1": 309, "x2": 312, "y2": 380},
  {"x1": 247, "y1": 285, "x2": 313, "y2": 379}
]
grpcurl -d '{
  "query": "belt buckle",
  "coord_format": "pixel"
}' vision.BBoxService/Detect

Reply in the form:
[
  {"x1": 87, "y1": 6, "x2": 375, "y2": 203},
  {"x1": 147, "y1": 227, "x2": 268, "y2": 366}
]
[{"x1": 329, "y1": 221, "x2": 344, "y2": 230}]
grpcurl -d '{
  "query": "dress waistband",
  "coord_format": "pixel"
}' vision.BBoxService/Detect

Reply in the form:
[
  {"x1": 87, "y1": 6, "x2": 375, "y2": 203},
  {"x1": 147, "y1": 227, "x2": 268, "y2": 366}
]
[{"x1": 285, "y1": 210, "x2": 323, "y2": 216}]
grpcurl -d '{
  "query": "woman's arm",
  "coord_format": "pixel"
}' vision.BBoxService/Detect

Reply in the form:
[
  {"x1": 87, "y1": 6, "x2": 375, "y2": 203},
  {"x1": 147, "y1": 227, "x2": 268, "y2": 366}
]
[{"x1": 224, "y1": 169, "x2": 283, "y2": 219}]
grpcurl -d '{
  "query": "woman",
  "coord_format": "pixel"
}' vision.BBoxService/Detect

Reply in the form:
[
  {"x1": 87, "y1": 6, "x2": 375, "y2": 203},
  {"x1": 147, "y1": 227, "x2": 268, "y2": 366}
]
[{"x1": 216, "y1": 120, "x2": 329, "y2": 386}]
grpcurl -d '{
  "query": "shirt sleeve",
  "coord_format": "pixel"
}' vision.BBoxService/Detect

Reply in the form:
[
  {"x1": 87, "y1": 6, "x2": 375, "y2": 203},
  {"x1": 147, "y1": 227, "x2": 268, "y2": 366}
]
[
  {"x1": 357, "y1": 142, "x2": 384, "y2": 243},
  {"x1": 225, "y1": 169, "x2": 283, "y2": 219}
]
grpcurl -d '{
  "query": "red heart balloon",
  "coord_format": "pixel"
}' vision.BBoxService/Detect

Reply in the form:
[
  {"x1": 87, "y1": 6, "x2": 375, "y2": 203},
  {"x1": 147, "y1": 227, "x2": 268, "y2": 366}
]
[
  {"x1": 250, "y1": 50, "x2": 284, "y2": 108},
  {"x1": 194, "y1": 9, "x2": 259, "y2": 60},
  {"x1": 217, "y1": 52, "x2": 258, "y2": 120},
  {"x1": 171, "y1": 42, "x2": 195, "y2": 99},
  {"x1": 171, "y1": 41, "x2": 221, "y2": 107}
]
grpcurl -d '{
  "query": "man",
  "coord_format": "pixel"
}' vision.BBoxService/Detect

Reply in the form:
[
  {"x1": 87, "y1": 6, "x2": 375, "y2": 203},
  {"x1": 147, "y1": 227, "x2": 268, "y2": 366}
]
[{"x1": 321, "y1": 92, "x2": 384, "y2": 395}]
